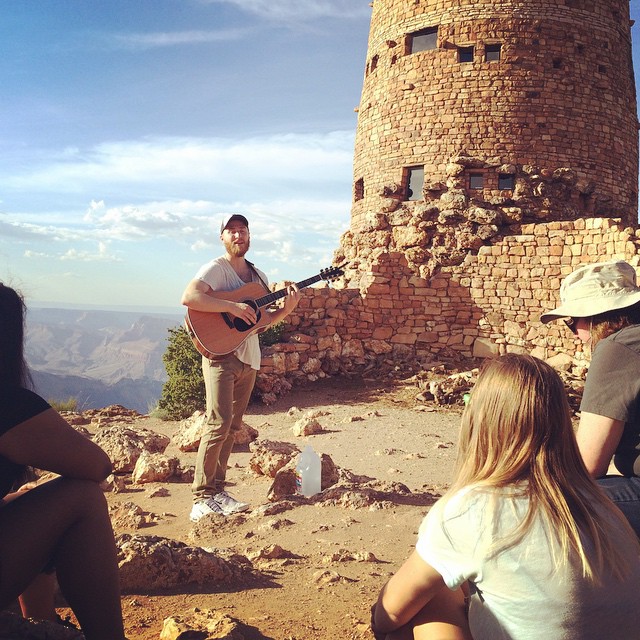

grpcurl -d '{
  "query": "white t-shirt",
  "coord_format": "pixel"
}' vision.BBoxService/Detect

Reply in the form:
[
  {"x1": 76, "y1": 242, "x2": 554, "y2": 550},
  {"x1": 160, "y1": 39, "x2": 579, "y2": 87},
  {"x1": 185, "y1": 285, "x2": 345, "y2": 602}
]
[
  {"x1": 194, "y1": 256, "x2": 268, "y2": 370},
  {"x1": 416, "y1": 485, "x2": 640, "y2": 640}
]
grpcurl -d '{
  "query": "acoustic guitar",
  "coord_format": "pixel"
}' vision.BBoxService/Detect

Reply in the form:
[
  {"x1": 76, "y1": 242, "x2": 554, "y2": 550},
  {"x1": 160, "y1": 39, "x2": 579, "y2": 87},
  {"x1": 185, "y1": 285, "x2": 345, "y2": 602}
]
[{"x1": 185, "y1": 264, "x2": 344, "y2": 358}]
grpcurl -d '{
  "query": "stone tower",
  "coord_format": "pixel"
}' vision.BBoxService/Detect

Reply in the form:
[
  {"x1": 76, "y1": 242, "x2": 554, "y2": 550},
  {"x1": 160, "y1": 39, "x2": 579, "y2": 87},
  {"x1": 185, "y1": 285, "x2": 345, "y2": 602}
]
[
  {"x1": 338, "y1": 0, "x2": 638, "y2": 284},
  {"x1": 259, "y1": 1, "x2": 640, "y2": 392}
]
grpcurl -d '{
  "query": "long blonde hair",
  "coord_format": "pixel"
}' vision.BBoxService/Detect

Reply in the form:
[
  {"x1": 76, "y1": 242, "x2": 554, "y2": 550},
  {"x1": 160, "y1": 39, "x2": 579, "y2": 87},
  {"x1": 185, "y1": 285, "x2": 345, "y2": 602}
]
[{"x1": 451, "y1": 354, "x2": 638, "y2": 581}]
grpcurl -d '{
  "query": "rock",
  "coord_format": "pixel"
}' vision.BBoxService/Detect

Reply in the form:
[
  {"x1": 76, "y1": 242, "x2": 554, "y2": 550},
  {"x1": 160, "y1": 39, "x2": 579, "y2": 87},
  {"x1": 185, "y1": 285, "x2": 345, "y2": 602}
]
[
  {"x1": 160, "y1": 609, "x2": 245, "y2": 640},
  {"x1": 247, "y1": 544, "x2": 295, "y2": 561},
  {"x1": 116, "y1": 534, "x2": 241, "y2": 592},
  {"x1": 324, "y1": 548, "x2": 380, "y2": 563},
  {"x1": 266, "y1": 463, "x2": 297, "y2": 502},
  {"x1": 93, "y1": 426, "x2": 170, "y2": 473},
  {"x1": 292, "y1": 417, "x2": 324, "y2": 437},
  {"x1": 249, "y1": 440, "x2": 299, "y2": 478},
  {"x1": 268, "y1": 453, "x2": 339, "y2": 501},
  {"x1": 173, "y1": 413, "x2": 257, "y2": 451},
  {"x1": 0, "y1": 610, "x2": 83, "y2": 639},
  {"x1": 109, "y1": 501, "x2": 154, "y2": 529},
  {"x1": 101, "y1": 473, "x2": 127, "y2": 493},
  {"x1": 473, "y1": 337, "x2": 500, "y2": 358},
  {"x1": 173, "y1": 412, "x2": 206, "y2": 452},
  {"x1": 131, "y1": 451, "x2": 180, "y2": 484},
  {"x1": 546, "y1": 352, "x2": 574, "y2": 372},
  {"x1": 233, "y1": 421, "x2": 259, "y2": 446}
]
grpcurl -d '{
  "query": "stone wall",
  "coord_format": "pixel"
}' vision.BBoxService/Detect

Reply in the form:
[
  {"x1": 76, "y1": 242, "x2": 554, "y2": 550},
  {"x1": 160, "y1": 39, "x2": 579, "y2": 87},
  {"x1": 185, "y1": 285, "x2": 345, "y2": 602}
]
[
  {"x1": 256, "y1": 1, "x2": 640, "y2": 400},
  {"x1": 256, "y1": 216, "x2": 640, "y2": 401}
]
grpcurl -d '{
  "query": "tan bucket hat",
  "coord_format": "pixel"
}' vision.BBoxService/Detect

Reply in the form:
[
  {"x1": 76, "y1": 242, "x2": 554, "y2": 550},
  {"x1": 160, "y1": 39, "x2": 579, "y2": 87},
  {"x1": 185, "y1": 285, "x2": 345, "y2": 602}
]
[{"x1": 540, "y1": 260, "x2": 640, "y2": 324}]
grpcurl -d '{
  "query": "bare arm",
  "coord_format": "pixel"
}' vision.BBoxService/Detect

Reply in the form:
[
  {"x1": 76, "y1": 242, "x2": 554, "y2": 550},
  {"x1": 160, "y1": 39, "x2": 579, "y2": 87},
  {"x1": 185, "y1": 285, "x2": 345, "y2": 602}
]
[
  {"x1": 373, "y1": 550, "x2": 447, "y2": 634},
  {"x1": 576, "y1": 411, "x2": 625, "y2": 478},
  {"x1": 181, "y1": 278, "x2": 258, "y2": 325},
  {"x1": 0, "y1": 409, "x2": 112, "y2": 482}
]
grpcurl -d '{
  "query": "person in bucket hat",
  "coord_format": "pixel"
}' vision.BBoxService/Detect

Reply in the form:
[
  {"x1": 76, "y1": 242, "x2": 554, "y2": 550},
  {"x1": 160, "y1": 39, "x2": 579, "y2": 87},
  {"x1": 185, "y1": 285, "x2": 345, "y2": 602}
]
[{"x1": 542, "y1": 259, "x2": 640, "y2": 536}]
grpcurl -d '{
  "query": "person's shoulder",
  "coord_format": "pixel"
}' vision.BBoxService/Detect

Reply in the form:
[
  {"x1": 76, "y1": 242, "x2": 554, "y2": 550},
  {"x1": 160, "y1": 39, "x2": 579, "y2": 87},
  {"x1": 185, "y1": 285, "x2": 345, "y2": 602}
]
[
  {"x1": 16, "y1": 388, "x2": 49, "y2": 409},
  {"x1": 0, "y1": 387, "x2": 47, "y2": 406},
  {"x1": 0, "y1": 388, "x2": 51, "y2": 433},
  {"x1": 194, "y1": 256, "x2": 229, "y2": 279},
  {"x1": 437, "y1": 485, "x2": 493, "y2": 518},
  {"x1": 609, "y1": 324, "x2": 640, "y2": 350}
]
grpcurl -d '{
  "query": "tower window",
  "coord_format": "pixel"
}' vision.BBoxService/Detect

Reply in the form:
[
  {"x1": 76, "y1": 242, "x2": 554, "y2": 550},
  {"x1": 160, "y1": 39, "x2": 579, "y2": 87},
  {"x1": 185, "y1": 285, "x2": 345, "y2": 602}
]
[
  {"x1": 354, "y1": 178, "x2": 364, "y2": 201},
  {"x1": 485, "y1": 44, "x2": 501, "y2": 62},
  {"x1": 405, "y1": 166, "x2": 424, "y2": 201},
  {"x1": 409, "y1": 27, "x2": 438, "y2": 54},
  {"x1": 498, "y1": 174, "x2": 515, "y2": 190},
  {"x1": 458, "y1": 46, "x2": 474, "y2": 63},
  {"x1": 469, "y1": 173, "x2": 484, "y2": 190}
]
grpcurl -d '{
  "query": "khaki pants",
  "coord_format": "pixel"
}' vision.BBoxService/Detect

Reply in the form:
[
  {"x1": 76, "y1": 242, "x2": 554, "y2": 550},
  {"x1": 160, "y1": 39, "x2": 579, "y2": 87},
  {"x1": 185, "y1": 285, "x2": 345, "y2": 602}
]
[{"x1": 192, "y1": 354, "x2": 256, "y2": 499}]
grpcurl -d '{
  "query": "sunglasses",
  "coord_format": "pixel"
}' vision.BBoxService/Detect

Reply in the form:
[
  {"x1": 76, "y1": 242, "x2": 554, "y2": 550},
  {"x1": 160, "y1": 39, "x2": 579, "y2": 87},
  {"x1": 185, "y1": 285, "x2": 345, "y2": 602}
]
[{"x1": 563, "y1": 317, "x2": 577, "y2": 334}]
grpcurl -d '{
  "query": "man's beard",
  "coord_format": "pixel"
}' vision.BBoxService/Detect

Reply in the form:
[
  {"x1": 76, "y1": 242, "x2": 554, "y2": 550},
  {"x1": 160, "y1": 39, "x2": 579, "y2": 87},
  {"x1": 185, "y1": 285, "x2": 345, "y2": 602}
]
[{"x1": 224, "y1": 237, "x2": 250, "y2": 258}]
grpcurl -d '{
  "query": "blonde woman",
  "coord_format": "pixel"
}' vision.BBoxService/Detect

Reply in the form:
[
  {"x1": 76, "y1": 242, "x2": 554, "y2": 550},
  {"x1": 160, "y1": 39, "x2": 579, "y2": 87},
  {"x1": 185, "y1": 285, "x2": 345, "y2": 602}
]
[{"x1": 371, "y1": 355, "x2": 640, "y2": 640}]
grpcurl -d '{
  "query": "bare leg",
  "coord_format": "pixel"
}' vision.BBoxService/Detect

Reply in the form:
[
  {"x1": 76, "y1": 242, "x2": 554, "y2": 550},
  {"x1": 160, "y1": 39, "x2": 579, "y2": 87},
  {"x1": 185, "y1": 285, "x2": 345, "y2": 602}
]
[
  {"x1": 387, "y1": 587, "x2": 472, "y2": 640},
  {"x1": 18, "y1": 572, "x2": 57, "y2": 621},
  {"x1": 0, "y1": 477, "x2": 126, "y2": 640}
]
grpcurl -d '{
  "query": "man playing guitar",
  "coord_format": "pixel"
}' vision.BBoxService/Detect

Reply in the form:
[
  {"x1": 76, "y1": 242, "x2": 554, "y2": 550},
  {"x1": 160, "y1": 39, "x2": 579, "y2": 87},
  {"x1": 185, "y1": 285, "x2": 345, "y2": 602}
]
[{"x1": 181, "y1": 214, "x2": 300, "y2": 521}]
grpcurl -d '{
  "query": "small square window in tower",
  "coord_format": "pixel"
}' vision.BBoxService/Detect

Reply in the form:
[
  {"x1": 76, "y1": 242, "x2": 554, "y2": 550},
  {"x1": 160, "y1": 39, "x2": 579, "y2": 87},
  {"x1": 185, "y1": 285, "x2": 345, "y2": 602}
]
[
  {"x1": 469, "y1": 173, "x2": 484, "y2": 190},
  {"x1": 485, "y1": 43, "x2": 501, "y2": 62},
  {"x1": 498, "y1": 174, "x2": 515, "y2": 190},
  {"x1": 409, "y1": 27, "x2": 438, "y2": 54},
  {"x1": 405, "y1": 166, "x2": 424, "y2": 201},
  {"x1": 458, "y1": 46, "x2": 474, "y2": 63},
  {"x1": 354, "y1": 178, "x2": 364, "y2": 202}
]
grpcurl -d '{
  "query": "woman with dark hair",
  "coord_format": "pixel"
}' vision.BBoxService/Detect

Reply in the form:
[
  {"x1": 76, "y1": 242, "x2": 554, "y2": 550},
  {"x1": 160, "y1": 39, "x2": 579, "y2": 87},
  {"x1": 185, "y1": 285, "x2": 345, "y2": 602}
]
[
  {"x1": 0, "y1": 284, "x2": 126, "y2": 639},
  {"x1": 371, "y1": 354, "x2": 640, "y2": 640},
  {"x1": 541, "y1": 259, "x2": 640, "y2": 536}
]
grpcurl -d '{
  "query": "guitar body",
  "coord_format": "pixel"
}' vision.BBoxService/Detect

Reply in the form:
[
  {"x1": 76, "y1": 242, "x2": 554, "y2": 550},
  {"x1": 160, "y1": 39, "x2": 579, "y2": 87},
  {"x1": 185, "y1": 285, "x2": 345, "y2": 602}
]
[
  {"x1": 184, "y1": 264, "x2": 344, "y2": 359},
  {"x1": 185, "y1": 282, "x2": 271, "y2": 358}
]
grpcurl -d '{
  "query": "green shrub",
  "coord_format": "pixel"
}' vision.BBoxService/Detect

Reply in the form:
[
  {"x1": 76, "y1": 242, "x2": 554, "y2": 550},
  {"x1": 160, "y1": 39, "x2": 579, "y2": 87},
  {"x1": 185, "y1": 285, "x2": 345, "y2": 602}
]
[
  {"x1": 157, "y1": 326, "x2": 205, "y2": 420},
  {"x1": 259, "y1": 321, "x2": 285, "y2": 346},
  {"x1": 49, "y1": 397, "x2": 79, "y2": 412},
  {"x1": 158, "y1": 320, "x2": 286, "y2": 421}
]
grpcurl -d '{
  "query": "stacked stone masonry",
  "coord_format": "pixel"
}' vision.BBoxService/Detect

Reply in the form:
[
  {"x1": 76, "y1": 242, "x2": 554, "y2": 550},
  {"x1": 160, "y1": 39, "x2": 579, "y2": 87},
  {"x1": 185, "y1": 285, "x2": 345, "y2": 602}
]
[
  {"x1": 257, "y1": 1, "x2": 640, "y2": 398},
  {"x1": 351, "y1": 0, "x2": 637, "y2": 227},
  {"x1": 258, "y1": 217, "x2": 640, "y2": 400}
]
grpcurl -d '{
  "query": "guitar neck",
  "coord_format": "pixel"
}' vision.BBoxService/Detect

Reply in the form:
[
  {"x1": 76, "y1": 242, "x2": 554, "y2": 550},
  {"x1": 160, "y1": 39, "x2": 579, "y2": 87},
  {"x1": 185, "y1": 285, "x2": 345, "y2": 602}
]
[{"x1": 255, "y1": 274, "x2": 324, "y2": 308}]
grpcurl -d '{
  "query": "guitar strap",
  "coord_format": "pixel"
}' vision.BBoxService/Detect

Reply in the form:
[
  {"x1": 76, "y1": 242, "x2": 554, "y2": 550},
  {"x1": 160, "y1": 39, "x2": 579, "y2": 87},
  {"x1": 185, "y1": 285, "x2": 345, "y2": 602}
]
[{"x1": 246, "y1": 260, "x2": 270, "y2": 294}]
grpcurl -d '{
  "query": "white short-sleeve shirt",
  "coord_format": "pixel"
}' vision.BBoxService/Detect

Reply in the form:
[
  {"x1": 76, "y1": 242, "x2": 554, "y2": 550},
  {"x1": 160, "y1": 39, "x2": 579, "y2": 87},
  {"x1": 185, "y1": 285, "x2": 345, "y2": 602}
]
[
  {"x1": 194, "y1": 256, "x2": 268, "y2": 370},
  {"x1": 416, "y1": 485, "x2": 640, "y2": 640}
]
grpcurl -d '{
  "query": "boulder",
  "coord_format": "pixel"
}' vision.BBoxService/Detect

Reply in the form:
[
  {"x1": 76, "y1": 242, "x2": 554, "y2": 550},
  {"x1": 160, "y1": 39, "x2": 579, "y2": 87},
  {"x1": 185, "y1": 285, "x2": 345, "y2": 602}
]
[
  {"x1": 160, "y1": 609, "x2": 245, "y2": 640},
  {"x1": 116, "y1": 534, "x2": 241, "y2": 592},
  {"x1": 93, "y1": 426, "x2": 170, "y2": 473},
  {"x1": 131, "y1": 451, "x2": 180, "y2": 484}
]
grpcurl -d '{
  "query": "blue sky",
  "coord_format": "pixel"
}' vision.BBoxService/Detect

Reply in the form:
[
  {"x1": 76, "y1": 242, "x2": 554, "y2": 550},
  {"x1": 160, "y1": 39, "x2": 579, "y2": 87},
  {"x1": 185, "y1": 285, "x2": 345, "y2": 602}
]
[
  {"x1": 1, "y1": 1, "x2": 639, "y2": 312},
  {"x1": 0, "y1": 0, "x2": 371, "y2": 311}
]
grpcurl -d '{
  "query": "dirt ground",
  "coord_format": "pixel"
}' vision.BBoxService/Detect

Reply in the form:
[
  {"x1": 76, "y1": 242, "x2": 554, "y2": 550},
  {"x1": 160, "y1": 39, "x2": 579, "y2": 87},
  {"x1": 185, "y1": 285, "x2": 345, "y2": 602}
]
[{"x1": 75, "y1": 376, "x2": 464, "y2": 640}]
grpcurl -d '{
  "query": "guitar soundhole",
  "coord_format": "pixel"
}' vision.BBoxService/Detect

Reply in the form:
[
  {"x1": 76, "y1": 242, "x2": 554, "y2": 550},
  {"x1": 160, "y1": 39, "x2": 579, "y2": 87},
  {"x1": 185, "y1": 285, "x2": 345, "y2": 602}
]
[{"x1": 233, "y1": 300, "x2": 261, "y2": 332}]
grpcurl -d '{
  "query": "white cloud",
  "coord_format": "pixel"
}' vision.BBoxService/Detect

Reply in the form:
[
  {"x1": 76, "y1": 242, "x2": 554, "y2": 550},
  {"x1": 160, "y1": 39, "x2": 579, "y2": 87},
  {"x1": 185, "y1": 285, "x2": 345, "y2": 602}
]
[
  {"x1": 111, "y1": 28, "x2": 249, "y2": 50},
  {"x1": 201, "y1": 0, "x2": 371, "y2": 20},
  {"x1": 25, "y1": 242, "x2": 120, "y2": 263},
  {"x1": 1, "y1": 131, "x2": 353, "y2": 304},
  {"x1": 3, "y1": 132, "x2": 355, "y2": 197}
]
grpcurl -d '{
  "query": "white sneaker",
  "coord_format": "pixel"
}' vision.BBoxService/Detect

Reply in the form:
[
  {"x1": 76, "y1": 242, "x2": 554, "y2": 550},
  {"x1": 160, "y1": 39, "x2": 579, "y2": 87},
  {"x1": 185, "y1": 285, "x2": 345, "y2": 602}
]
[
  {"x1": 190, "y1": 498, "x2": 224, "y2": 522},
  {"x1": 212, "y1": 490, "x2": 250, "y2": 515}
]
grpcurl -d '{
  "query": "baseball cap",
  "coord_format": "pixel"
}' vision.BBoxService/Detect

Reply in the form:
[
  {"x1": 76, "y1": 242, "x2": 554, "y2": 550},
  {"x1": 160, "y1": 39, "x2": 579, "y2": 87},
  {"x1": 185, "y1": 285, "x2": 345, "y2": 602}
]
[
  {"x1": 220, "y1": 214, "x2": 249, "y2": 234},
  {"x1": 540, "y1": 260, "x2": 640, "y2": 323}
]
